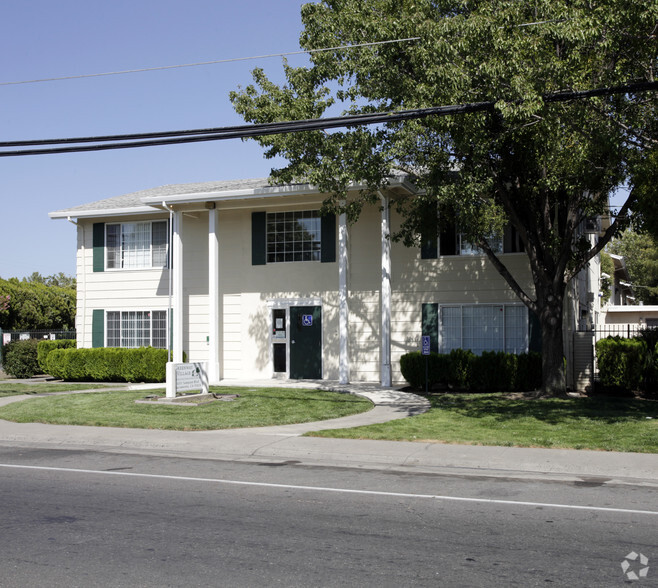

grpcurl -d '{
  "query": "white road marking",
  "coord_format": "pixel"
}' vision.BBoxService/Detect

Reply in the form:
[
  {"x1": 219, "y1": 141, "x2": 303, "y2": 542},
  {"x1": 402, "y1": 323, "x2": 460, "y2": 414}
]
[{"x1": 1, "y1": 462, "x2": 657, "y2": 516}]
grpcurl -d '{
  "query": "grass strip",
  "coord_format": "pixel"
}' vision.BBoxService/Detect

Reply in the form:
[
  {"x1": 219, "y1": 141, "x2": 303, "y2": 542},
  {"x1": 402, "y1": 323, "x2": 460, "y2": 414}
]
[
  {"x1": 308, "y1": 393, "x2": 658, "y2": 453},
  {"x1": 0, "y1": 387, "x2": 372, "y2": 431}
]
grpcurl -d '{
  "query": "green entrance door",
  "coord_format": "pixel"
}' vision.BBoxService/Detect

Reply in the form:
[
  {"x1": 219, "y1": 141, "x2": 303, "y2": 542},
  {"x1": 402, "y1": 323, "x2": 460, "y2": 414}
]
[{"x1": 289, "y1": 306, "x2": 322, "y2": 379}]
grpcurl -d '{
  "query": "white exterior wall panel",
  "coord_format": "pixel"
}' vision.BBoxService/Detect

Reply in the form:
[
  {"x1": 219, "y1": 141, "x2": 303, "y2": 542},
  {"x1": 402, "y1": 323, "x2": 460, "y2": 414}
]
[{"x1": 68, "y1": 187, "x2": 541, "y2": 386}]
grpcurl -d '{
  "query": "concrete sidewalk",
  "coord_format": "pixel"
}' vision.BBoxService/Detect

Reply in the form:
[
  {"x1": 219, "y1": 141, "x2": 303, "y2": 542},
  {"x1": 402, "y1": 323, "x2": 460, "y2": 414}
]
[{"x1": 0, "y1": 380, "x2": 656, "y2": 486}]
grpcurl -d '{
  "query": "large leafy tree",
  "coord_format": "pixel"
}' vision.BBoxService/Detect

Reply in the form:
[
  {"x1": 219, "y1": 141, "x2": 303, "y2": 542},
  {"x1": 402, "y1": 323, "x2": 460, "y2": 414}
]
[
  {"x1": 0, "y1": 276, "x2": 76, "y2": 331},
  {"x1": 231, "y1": 0, "x2": 657, "y2": 395}
]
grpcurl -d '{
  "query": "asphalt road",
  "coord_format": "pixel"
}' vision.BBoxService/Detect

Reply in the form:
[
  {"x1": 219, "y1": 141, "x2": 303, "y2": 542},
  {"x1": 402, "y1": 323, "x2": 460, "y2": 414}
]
[{"x1": 0, "y1": 446, "x2": 655, "y2": 587}]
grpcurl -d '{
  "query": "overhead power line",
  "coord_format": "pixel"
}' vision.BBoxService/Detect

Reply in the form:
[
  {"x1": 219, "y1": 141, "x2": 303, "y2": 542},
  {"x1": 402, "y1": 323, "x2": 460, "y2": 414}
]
[
  {"x1": 0, "y1": 81, "x2": 655, "y2": 157},
  {"x1": 0, "y1": 38, "x2": 421, "y2": 87}
]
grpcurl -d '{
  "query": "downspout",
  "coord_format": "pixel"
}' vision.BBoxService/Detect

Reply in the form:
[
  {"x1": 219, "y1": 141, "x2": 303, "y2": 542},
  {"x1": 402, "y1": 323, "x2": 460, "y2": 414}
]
[{"x1": 67, "y1": 217, "x2": 84, "y2": 347}]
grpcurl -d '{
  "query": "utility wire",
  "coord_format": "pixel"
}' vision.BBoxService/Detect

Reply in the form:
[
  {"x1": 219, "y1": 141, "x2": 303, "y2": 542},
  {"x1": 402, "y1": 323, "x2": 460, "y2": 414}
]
[
  {"x1": 0, "y1": 15, "x2": 577, "y2": 88},
  {"x1": 0, "y1": 38, "x2": 421, "y2": 87},
  {"x1": 0, "y1": 81, "x2": 655, "y2": 157}
]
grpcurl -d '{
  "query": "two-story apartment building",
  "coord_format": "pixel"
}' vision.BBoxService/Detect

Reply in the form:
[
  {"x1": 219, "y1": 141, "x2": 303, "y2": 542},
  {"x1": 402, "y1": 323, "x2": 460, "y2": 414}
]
[{"x1": 50, "y1": 177, "x2": 544, "y2": 386}]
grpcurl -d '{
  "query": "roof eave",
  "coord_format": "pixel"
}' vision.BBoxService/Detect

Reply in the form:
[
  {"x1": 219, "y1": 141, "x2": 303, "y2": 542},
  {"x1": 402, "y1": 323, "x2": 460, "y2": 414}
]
[{"x1": 49, "y1": 205, "x2": 158, "y2": 220}]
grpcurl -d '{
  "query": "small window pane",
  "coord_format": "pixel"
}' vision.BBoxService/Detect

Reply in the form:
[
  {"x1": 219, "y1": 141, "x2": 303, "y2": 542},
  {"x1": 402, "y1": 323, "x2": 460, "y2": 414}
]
[
  {"x1": 152, "y1": 221, "x2": 168, "y2": 268},
  {"x1": 106, "y1": 225, "x2": 120, "y2": 269},
  {"x1": 107, "y1": 311, "x2": 120, "y2": 346}
]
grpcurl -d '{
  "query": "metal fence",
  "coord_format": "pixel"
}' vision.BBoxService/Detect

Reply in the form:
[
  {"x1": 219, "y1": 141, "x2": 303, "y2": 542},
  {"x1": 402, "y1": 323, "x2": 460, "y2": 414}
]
[
  {"x1": 1, "y1": 329, "x2": 76, "y2": 345},
  {"x1": 572, "y1": 324, "x2": 657, "y2": 390},
  {"x1": 593, "y1": 323, "x2": 649, "y2": 342},
  {"x1": 0, "y1": 329, "x2": 76, "y2": 368}
]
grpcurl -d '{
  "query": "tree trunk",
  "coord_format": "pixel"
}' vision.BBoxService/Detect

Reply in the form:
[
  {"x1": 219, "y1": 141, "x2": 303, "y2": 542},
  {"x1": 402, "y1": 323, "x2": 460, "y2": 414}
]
[{"x1": 538, "y1": 296, "x2": 567, "y2": 397}]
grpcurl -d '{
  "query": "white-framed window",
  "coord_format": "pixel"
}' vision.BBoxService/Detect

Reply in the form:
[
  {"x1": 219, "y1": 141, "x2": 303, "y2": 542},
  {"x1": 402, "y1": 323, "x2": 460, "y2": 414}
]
[
  {"x1": 266, "y1": 211, "x2": 321, "y2": 263},
  {"x1": 459, "y1": 234, "x2": 504, "y2": 256},
  {"x1": 106, "y1": 220, "x2": 168, "y2": 270},
  {"x1": 106, "y1": 310, "x2": 168, "y2": 349},
  {"x1": 422, "y1": 220, "x2": 523, "y2": 259},
  {"x1": 439, "y1": 304, "x2": 528, "y2": 355}
]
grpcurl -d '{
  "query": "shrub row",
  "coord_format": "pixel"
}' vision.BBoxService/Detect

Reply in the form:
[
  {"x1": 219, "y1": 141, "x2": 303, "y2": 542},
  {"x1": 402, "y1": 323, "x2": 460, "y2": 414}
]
[
  {"x1": 46, "y1": 347, "x2": 169, "y2": 382},
  {"x1": 2, "y1": 339, "x2": 41, "y2": 378},
  {"x1": 400, "y1": 350, "x2": 542, "y2": 392},
  {"x1": 596, "y1": 333, "x2": 658, "y2": 393},
  {"x1": 37, "y1": 339, "x2": 76, "y2": 373}
]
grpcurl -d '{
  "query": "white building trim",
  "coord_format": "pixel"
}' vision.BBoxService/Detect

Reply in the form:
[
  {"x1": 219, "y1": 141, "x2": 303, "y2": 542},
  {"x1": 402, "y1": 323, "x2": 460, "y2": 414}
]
[
  {"x1": 208, "y1": 208, "x2": 220, "y2": 383},
  {"x1": 339, "y1": 211, "x2": 349, "y2": 384},
  {"x1": 172, "y1": 210, "x2": 184, "y2": 363},
  {"x1": 380, "y1": 193, "x2": 392, "y2": 386}
]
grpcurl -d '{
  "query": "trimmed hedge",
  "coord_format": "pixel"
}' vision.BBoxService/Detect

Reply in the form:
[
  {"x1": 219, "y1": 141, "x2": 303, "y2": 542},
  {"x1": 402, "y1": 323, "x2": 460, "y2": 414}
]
[
  {"x1": 46, "y1": 347, "x2": 169, "y2": 382},
  {"x1": 2, "y1": 339, "x2": 40, "y2": 378},
  {"x1": 400, "y1": 350, "x2": 542, "y2": 392},
  {"x1": 37, "y1": 339, "x2": 76, "y2": 373},
  {"x1": 596, "y1": 335, "x2": 657, "y2": 393}
]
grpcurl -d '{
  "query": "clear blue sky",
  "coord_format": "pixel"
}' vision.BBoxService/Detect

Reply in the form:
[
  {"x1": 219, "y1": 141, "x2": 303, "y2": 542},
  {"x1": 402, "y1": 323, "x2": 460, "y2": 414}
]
[
  {"x1": 0, "y1": 1, "x2": 630, "y2": 281},
  {"x1": 0, "y1": 0, "x2": 308, "y2": 279}
]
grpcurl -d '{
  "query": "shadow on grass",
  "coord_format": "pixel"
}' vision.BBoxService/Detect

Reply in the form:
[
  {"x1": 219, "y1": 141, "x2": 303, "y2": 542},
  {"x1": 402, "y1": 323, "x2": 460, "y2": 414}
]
[
  {"x1": 219, "y1": 389, "x2": 369, "y2": 405},
  {"x1": 428, "y1": 394, "x2": 657, "y2": 425}
]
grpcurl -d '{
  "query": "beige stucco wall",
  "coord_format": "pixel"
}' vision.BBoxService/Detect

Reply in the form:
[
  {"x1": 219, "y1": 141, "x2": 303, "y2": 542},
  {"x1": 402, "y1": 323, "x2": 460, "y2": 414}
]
[{"x1": 602, "y1": 307, "x2": 658, "y2": 326}]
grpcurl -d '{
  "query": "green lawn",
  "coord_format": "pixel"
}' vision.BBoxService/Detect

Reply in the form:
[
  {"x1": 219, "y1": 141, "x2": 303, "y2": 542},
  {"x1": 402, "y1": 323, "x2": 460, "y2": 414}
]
[
  {"x1": 0, "y1": 382, "x2": 114, "y2": 397},
  {"x1": 0, "y1": 387, "x2": 373, "y2": 430},
  {"x1": 308, "y1": 393, "x2": 658, "y2": 453}
]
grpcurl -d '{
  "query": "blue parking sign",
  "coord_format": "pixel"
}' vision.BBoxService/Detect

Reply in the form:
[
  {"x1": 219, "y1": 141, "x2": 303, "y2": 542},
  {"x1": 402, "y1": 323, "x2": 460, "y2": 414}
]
[{"x1": 421, "y1": 335, "x2": 431, "y2": 355}]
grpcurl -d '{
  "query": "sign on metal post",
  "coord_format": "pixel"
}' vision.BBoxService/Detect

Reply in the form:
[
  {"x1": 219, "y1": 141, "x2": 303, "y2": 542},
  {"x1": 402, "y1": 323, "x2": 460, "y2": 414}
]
[{"x1": 421, "y1": 336, "x2": 431, "y2": 393}]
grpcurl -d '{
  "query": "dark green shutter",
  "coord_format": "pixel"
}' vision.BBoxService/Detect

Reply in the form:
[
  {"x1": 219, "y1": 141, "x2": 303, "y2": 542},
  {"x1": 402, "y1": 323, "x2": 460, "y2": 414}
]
[
  {"x1": 93, "y1": 223, "x2": 105, "y2": 272},
  {"x1": 92, "y1": 309, "x2": 104, "y2": 348},
  {"x1": 420, "y1": 203, "x2": 438, "y2": 259},
  {"x1": 422, "y1": 303, "x2": 439, "y2": 353},
  {"x1": 321, "y1": 214, "x2": 336, "y2": 263},
  {"x1": 251, "y1": 212, "x2": 266, "y2": 265}
]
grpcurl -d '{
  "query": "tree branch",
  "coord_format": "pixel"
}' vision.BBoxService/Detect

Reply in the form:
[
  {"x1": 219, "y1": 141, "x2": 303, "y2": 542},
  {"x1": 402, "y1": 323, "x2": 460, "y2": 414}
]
[{"x1": 480, "y1": 239, "x2": 537, "y2": 313}]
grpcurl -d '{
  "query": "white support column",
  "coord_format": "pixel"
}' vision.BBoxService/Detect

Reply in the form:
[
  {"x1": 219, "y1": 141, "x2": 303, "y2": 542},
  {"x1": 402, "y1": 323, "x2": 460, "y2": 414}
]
[
  {"x1": 338, "y1": 211, "x2": 349, "y2": 384},
  {"x1": 208, "y1": 207, "x2": 220, "y2": 384},
  {"x1": 380, "y1": 193, "x2": 392, "y2": 387},
  {"x1": 172, "y1": 210, "x2": 184, "y2": 364}
]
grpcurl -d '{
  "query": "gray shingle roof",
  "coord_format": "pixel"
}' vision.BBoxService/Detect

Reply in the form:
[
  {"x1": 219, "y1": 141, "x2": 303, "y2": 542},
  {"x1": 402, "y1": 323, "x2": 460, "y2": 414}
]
[{"x1": 50, "y1": 177, "x2": 276, "y2": 217}]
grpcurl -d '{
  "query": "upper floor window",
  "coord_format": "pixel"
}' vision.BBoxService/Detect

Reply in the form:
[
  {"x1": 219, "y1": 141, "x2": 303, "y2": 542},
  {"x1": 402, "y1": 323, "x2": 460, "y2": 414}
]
[
  {"x1": 106, "y1": 221, "x2": 168, "y2": 270},
  {"x1": 421, "y1": 218, "x2": 523, "y2": 259},
  {"x1": 252, "y1": 210, "x2": 335, "y2": 265},
  {"x1": 266, "y1": 211, "x2": 322, "y2": 263}
]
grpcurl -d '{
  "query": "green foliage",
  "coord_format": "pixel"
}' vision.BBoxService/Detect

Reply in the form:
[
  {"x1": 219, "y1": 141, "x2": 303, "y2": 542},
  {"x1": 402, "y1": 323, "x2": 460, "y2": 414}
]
[
  {"x1": 46, "y1": 347, "x2": 168, "y2": 383},
  {"x1": 596, "y1": 336, "x2": 653, "y2": 392},
  {"x1": 606, "y1": 229, "x2": 658, "y2": 305},
  {"x1": 231, "y1": 0, "x2": 657, "y2": 396},
  {"x1": 0, "y1": 276, "x2": 76, "y2": 331},
  {"x1": 400, "y1": 350, "x2": 541, "y2": 391},
  {"x1": 37, "y1": 339, "x2": 76, "y2": 373},
  {"x1": 447, "y1": 349, "x2": 475, "y2": 389},
  {"x1": 399, "y1": 352, "x2": 450, "y2": 390},
  {"x1": 3, "y1": 339, "x2": 40, "y2": 378}
]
